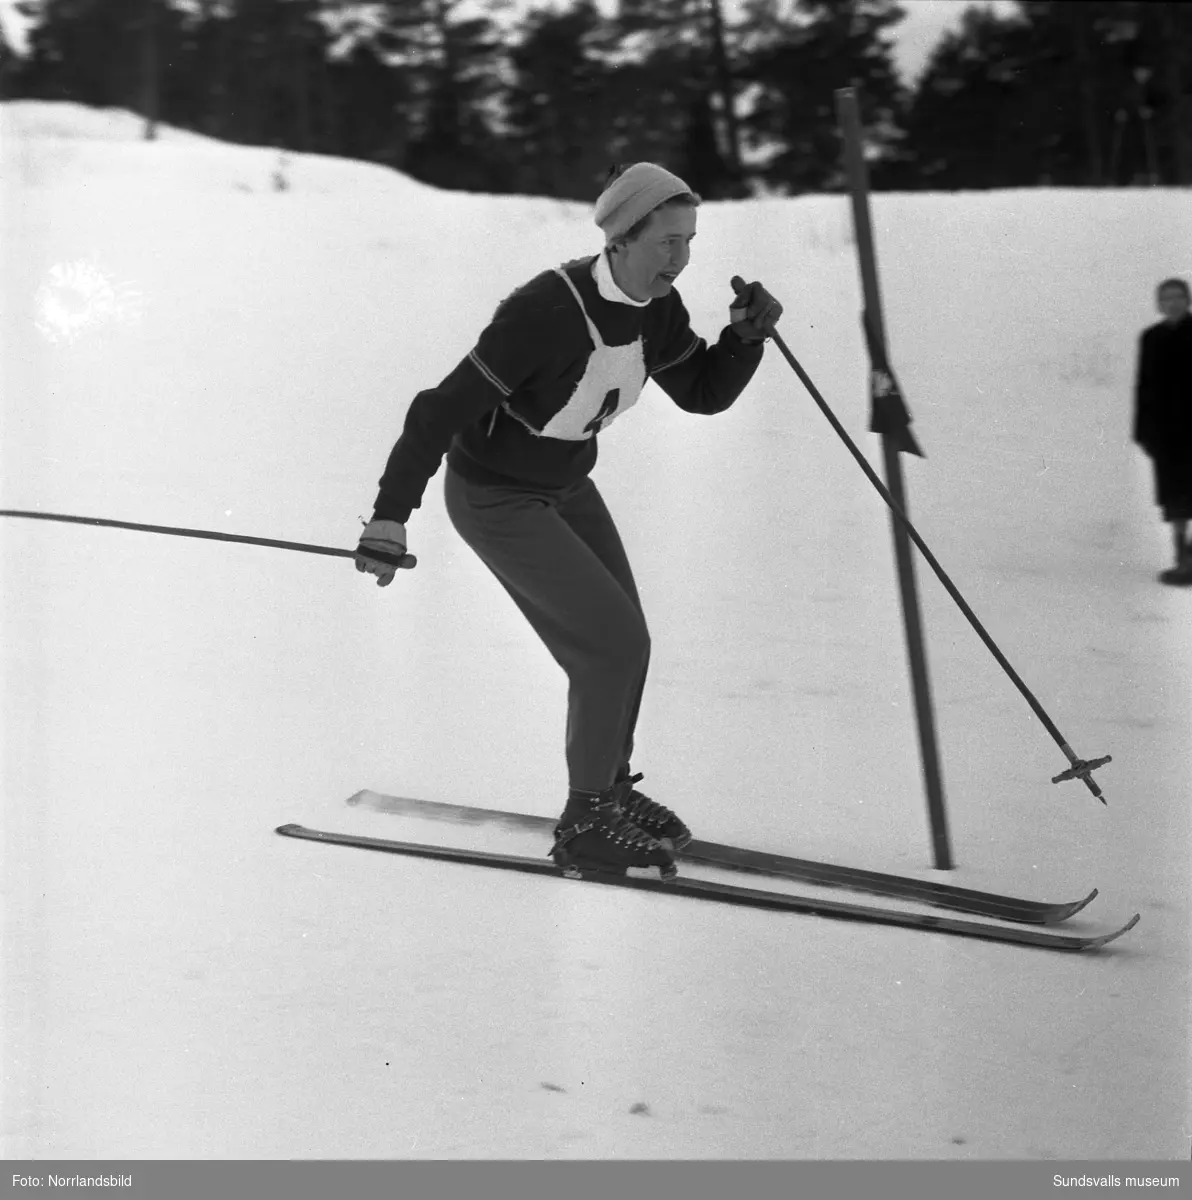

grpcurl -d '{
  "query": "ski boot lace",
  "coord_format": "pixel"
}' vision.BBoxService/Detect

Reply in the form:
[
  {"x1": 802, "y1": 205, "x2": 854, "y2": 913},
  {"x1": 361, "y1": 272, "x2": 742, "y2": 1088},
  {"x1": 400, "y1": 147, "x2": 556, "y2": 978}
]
[
  {"x1": 618, "y1": 773, "x2": 678, "y2": 829},
  {"x1": 602, "y1": 810, "x2": 662, "y2": 852},
  {"x1": 553, "y1": 787, "x2": 663, "y2": 853}
]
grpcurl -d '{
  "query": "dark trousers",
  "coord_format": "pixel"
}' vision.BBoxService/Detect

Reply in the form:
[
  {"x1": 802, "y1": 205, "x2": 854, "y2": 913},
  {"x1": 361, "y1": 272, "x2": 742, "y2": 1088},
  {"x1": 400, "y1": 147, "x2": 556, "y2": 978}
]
[
  {"x1": 444, "y1": 466, "x2": 649, "y2": 793},
  {"x1": 1153, "y1": 447, "x2": 1192, "y2": 523}
]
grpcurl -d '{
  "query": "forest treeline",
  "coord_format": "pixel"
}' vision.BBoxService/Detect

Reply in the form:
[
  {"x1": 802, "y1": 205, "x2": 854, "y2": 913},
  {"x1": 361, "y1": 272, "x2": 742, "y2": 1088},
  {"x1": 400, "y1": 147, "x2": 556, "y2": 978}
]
[{"x1": 1, "y1": 0, "x2": 1189, "y2": 196}]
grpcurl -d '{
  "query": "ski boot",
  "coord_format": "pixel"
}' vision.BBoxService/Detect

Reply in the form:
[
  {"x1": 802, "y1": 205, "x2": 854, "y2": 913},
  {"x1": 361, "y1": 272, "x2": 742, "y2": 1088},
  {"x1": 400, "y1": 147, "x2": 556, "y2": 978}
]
[
  {"x1": 1160, "y1": 546, "x2": 1192, "y2": 585},
  {"x1": 551, "y1": 784, "x2": 677, "y2": 880},
  {"x1": 614, "y1": 771, "x2": 692, "y2": 851},
  {"x1": 1161, "y1": 533, "x2": 1192, "y2": 584}
]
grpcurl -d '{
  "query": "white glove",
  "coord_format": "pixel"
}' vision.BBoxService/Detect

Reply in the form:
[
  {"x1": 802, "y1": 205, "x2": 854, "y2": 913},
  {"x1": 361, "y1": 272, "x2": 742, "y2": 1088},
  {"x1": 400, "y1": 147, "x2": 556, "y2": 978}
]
[{"x1": 355, "y1": 519, "x2": 416, "y2": 587}]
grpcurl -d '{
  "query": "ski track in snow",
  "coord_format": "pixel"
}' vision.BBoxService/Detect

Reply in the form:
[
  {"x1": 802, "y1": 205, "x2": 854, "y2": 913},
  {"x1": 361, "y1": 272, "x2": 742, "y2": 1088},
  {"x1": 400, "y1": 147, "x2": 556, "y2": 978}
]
[{"x1": 1, "y1": 101, "x2": 1190, "y2": 1160}]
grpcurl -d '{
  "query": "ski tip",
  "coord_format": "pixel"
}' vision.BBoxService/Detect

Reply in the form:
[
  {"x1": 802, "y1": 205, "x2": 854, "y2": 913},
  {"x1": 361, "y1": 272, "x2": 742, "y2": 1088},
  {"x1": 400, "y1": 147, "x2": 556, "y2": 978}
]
[
  {"x1": 276, "y1": 823, "x2": 305, "y2": 836},
  {"x1": 1048, "y1": 887, "x2": 1100, "y2": 923},
  {"x1": 1090, "y1": 912, "x2": 1141, "y2": 950}
]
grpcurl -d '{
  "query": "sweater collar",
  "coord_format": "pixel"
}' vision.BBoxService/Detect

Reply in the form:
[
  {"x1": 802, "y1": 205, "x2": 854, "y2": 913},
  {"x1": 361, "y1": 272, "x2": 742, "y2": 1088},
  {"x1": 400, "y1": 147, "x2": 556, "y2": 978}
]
[{"x1": 592, "y1": 250, "x2": 651, "y2": 308}]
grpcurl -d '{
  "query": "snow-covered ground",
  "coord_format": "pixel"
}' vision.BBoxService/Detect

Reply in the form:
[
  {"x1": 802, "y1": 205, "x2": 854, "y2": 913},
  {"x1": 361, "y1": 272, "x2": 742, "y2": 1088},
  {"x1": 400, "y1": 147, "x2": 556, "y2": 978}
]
[{"x1": 1, "y1": 102, "x2": 1189, "y2": 1160}]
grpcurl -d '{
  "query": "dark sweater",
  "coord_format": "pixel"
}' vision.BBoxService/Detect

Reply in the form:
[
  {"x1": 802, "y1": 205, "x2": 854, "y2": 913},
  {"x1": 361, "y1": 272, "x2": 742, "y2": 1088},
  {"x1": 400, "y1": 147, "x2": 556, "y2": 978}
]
[
  {"x1": 1134, "y1": 314, "x2": 1192, "y2": 449},
  {"x1": 371, "y1": 253, "x2": 764, "y2": 524}
]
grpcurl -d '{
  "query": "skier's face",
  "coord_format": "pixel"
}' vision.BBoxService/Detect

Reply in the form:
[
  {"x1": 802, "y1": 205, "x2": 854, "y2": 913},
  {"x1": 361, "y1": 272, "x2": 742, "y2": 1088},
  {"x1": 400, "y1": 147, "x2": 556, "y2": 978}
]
[
  {"x1": 1158, "y1": 286, "x2": 1190, "y2": 323},
  {"x1": 611, "y1": 205, "x2": 698, "y2": 302}
]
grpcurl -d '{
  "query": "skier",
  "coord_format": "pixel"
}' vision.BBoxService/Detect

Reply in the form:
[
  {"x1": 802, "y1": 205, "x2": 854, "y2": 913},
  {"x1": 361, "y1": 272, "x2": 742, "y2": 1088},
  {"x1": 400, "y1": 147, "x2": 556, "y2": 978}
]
[
  {"x1": 352, "y1": 162, "x2": 782, "y2": 879},
  {"x1": 1133, "y1": 277, "x2": 1192, "y2": 582}
]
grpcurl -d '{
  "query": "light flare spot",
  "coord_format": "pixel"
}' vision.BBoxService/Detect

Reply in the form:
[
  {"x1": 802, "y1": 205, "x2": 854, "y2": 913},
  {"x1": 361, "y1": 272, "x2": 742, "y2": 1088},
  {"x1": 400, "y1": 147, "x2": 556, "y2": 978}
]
[{"x1": 35, "y1": 257, "x2": 145, "y2": 345}]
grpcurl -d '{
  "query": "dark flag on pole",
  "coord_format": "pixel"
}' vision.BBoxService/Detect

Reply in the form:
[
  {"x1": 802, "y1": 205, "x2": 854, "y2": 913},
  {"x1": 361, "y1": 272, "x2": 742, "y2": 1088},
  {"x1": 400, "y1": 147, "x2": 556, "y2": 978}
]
[{"x1": 863, "y1": 308, "x2": 923, "y2": 458}]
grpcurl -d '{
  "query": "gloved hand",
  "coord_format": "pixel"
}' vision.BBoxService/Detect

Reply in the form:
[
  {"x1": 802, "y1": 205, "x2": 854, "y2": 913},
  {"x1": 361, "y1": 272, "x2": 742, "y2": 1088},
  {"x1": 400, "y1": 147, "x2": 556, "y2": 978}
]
[
  {"x1": 355, "y1": 519, "x2": 416, "y2": 587},
  {"x1": 729, "y1": 275, "x2": 783, "y2": 343}
]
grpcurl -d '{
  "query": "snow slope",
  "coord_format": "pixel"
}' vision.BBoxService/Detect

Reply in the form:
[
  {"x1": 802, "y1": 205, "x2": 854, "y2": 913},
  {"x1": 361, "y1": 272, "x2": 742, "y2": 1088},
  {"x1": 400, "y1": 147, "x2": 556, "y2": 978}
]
[{"x1": 2, "y1": 101, "x2": 1190, "y2": 1160}]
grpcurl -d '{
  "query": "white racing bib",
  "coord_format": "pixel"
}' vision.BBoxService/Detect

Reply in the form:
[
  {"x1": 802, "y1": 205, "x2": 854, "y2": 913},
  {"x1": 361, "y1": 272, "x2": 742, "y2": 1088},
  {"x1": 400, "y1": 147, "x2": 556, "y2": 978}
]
[{"x1": 502, "y1": 269, "x2": 648, "y2": 442}]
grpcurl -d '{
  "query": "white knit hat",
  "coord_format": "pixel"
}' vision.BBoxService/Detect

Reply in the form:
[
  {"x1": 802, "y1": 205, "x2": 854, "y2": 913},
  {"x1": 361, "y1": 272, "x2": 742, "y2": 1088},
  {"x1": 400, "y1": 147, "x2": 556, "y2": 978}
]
[{"x1": 593, "y1": 163, "x2": 694, "y2": 244}]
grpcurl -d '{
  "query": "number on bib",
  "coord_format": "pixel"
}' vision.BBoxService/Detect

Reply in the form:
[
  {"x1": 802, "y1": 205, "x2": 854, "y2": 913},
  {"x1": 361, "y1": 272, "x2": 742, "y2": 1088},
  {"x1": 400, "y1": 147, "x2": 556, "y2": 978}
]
[{"x1": 584, "y1": 388, "x2": 621, "y2": 435}]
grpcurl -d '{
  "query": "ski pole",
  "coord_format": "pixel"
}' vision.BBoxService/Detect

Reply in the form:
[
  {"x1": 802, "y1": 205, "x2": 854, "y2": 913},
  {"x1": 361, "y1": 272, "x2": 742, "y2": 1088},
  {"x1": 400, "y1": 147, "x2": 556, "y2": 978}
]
[
  {"x1": 766, "y1": 330, "x2": 1111, "y2": 805},
  {"x1": 0, "y1": 509, "x2": 416, "y2": 568}
]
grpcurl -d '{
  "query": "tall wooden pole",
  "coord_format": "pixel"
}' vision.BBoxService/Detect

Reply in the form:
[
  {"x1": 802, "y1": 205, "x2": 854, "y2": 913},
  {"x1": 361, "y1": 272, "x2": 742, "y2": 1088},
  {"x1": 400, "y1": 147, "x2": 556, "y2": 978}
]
[
  {"x1": 707, "y1": 0, "x2": 742, "y2": 176},
  {"x1": 141, "y1": 0, "x2": 160, "y2": 141},
  {"x1": 1161, "y1": 4, "x2": 1190, "y2": 186},
  {"x1": 835, "y1": 87, "x2": 953, "y2": 870}
]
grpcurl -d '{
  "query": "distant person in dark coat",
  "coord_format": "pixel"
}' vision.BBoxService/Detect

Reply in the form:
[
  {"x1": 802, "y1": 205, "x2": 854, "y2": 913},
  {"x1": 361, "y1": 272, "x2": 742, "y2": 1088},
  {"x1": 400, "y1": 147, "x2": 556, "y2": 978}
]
[{"x1": 1134, "y1": 277, "x2": 1192, "y2": 578}]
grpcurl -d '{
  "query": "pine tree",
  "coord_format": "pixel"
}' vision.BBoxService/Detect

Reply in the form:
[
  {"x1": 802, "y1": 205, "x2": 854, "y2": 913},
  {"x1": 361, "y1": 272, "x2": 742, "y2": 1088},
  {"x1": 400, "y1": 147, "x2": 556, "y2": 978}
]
[
  {"x1": 15, "y1": 0, "x2": 163, "y2": 109},
  {"x1": 614, "y1": 0, "x2": 744, "y2": 195},
  {"x1": 0, "y1": 17, "x2": 20, "y2": 98},
  {"x1": 899, "y1": 1, "x2": 1192, "y2": 189},
  {"x1": 895, "y1": 4, "x2": 1041, "y2": 188},
  {"x1": 734, "y1": 0, "x2": 906, "y2": 194},
  {"x1": 365, "y1": 0, "x2": 507, "y2": 189},
  {"x1": 503, "y1": 1, "x2": 615, "y2": 198}
]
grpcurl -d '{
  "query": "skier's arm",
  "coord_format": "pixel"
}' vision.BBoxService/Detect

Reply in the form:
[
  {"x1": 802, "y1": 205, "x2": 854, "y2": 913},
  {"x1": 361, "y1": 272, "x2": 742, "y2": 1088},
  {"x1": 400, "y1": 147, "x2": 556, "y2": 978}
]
[
  {"x1": 370, "y1": 292, "x2": 552, "y2": 524},
  {"x1": 649, "y1": 291, "x2": 765, "y2": 416}
]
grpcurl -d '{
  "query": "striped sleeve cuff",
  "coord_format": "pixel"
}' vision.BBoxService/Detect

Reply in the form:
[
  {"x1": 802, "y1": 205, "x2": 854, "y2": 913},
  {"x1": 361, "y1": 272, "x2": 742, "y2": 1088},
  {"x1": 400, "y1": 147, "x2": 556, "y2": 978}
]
[
  {"x1": 468, "y1": 350, "x2": 513, "y2": 396},
  {"x1": 650, "y1": 333, "x2": 702, "y2": 376}
]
